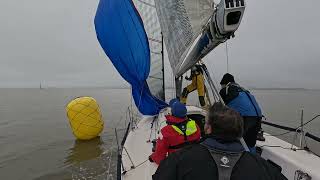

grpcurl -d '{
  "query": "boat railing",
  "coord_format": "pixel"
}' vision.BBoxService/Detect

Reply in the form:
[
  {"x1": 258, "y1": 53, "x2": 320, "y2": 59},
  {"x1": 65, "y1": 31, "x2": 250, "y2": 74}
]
[
  {"x1": 262, "y1": 120, "x2": 320, "y2": 142},
  {"x1": 261, "y1": 110, "x2": 320, "y2": 155},
  {"x1": 115, "y1": 121, "x2": 132, "y2": 180},
  {"x1": 115, "y1": 105, "x2": 141, "y2": 180}
]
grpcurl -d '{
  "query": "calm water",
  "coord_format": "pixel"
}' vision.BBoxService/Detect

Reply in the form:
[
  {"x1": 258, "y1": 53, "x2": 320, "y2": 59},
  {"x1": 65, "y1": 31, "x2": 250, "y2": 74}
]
[{"x1": 0, "y1": 88, "x2": 319, "y2": 180}]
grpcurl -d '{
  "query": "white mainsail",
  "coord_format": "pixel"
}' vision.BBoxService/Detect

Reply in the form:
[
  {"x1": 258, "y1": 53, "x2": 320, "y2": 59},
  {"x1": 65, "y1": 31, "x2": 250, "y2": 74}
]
[
  {"x1": 132, "y1": 0, "x2": 246, "y2": 94},
  {"x1": 132, "y1": 0, "x2": 165, "y2": 100},
  {"x1": 154, "y1": 0, "x2": 246, "y2": 77},
  {"x1": 154, "y1": 0, "x2": 214, "y2": 76}
]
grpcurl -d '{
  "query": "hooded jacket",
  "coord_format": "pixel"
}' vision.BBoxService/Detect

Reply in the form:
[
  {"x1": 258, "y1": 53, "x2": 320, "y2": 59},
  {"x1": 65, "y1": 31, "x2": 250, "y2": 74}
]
[{"x1": 220, "y1": 83, "x2": 262, "y2": 117}]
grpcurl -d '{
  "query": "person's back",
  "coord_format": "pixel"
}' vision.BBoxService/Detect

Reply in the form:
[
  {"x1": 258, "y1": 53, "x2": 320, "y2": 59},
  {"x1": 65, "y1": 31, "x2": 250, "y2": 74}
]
[
  {"x1": 153, "y1": 103, "x2": 286, "y2": 180},
  {"x1": 219, "y1": 75, "x2": 262, "y2": 117},
  {"x1": 219, "y1": 73, "x2": 263, "y2": 152},
  {"x1": 153, "y1": 140, "x2": 286, "y2": 180}
]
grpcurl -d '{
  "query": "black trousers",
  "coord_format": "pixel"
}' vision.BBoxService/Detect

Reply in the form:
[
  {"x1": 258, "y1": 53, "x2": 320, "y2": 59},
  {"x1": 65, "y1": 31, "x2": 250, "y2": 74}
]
[{"x1": 243, "y1": 116, "x2": 262, "y2": 148}]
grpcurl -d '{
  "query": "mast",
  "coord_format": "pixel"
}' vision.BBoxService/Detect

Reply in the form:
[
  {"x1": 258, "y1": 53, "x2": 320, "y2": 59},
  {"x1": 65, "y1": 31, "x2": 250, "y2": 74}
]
[
  {"x1": 175, "y1": 77, "x2": 183, "y2": 99},
  {"x1": 161, "y1": 33, "x2": 165, "y2": 100}
]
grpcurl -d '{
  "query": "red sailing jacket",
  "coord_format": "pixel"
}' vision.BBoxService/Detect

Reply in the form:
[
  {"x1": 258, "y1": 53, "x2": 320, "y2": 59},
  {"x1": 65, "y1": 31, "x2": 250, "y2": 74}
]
[{"x1": 150, "y1": 115, "x2": 201, "y2": 165}]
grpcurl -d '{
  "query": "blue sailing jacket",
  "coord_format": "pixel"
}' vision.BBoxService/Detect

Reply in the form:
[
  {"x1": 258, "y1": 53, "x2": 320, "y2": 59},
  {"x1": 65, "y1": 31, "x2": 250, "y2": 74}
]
[
  {"x1": 228, "y1": 91, "x2": 262, "y2": 117},
  {"x1": 220, "y1": 83, "x2": 262, "y2": 117}
]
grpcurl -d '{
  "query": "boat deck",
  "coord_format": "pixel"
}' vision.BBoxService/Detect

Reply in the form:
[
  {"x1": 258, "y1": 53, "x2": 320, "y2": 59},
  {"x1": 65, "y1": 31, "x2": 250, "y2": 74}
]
[
  {"x1": 121, "y1": 106, "x2": 320, "y2": 180},
  {"x1": 121, "y1": 116, "x2": 158, "y2": 180},
  {"x1": 257, "y1": 133, "x2": 320, "y2": 180}
]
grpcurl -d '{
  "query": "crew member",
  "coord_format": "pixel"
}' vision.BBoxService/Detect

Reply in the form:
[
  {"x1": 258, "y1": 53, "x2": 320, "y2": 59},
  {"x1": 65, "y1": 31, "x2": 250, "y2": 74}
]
[
  {"x1": 219, "y1": 73, "x2": 263, "y2": 153},
  {"x1": 149, "y1": 100, "x2": 201, "y2": 165},
  {"x1": 153, "y1": 103, "x2": 287, "y2": 180},
  {"x1": 181, "y1": 65, "x2": 206, "y2": 107}
]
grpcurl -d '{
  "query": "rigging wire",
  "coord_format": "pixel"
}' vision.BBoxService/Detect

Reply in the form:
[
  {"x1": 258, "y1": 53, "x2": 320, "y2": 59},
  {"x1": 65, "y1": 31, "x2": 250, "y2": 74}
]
[
  {"x1": 114, "y1": 105, "x2": 139, "y2": 177},
  {"x1": 258, "y1": 145, "x2": 305, "y2": 151},
  {"x1": 264, "y1": 114, "x2": 320, "y2": 137},
  {"x1": 225, "y1": 42, "x2": 229, "y2": 73},
  {"x1": 107, "y1": 107, "x2": 135, "y2": 179},
  {"x1": 200, "y1": 60, "x2": 222, "y2": 103},
  {"x1": 124, "y1": 159, "x2": 149, "y2": 173},
  {"x1": 172, "y1": 72, "x2": 175, "y2": 99}
]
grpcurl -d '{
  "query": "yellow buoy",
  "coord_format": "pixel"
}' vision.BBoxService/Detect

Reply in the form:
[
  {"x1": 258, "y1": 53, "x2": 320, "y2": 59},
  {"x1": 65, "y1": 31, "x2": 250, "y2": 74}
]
[{"x1": 66, "y1": 97, "x2": 104, "y2": 140}]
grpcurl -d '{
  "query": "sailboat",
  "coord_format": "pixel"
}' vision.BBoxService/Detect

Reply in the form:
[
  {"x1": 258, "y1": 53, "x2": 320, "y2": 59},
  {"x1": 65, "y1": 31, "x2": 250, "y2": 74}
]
[{"x1": 94, "y1": 0, "x2": 320, "y2": 179}]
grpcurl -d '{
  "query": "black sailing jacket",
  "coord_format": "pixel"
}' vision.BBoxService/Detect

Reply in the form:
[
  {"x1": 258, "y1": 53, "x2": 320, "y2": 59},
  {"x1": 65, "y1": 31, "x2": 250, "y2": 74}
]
[{"x1": 153, "y1": 138, "x2": 287, "y2": 180}]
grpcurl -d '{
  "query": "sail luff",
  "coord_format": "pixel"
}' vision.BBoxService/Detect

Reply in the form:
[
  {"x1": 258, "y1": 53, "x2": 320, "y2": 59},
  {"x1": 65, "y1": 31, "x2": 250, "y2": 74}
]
[
  {"x1": 161, "y1": 33, "x2": 165, "y2": 100},
  {"x1": 94, "y1": 0, "x2": 167, "y2": 115},
  {"x1": 133, "y1": 0, "x2": 166, "y2": 101}
]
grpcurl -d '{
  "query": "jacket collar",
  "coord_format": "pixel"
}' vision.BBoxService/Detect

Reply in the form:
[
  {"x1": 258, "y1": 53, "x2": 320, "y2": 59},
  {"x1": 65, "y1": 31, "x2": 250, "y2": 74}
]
[
  {"x1": 201, "y1": 136, "x2": 244, "y2": 153},
  {"x1": 165, "y1": 115, "x2": 186, "y2": 124}
]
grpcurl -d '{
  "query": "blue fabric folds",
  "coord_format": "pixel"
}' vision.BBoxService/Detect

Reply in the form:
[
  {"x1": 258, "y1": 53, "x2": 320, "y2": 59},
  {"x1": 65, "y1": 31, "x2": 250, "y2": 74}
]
[
  {"x1": 228, "y1": 92, "x2": 262, "y2": 117},
  {"x1": 94, "y1": 0, "x2": 167, "y2": 115}
]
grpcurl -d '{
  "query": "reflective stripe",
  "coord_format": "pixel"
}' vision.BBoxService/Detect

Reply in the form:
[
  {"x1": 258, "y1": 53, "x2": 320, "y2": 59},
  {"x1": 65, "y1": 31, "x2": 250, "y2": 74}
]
[{"x1": 172, "y1": 120, "x2": 197, "y2": 136}]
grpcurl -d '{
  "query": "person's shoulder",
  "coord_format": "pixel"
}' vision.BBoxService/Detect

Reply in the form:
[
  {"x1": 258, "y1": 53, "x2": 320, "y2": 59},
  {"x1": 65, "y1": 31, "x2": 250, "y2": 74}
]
[
  {"x1": 229, "y1": 83, "x2": 242, "y2": 91},
  {"x1": 153, "y1": 145, "x2": 209, "y2": 180},
  {"x1": 171, "y1": 144, "x2": 208, "y2": 160},
  {"x1": 185, "y1": 143, "x2": 207, "y2": 152},
  {"x1": 160, "y1": 125, "x2": 176, "y2": 137},
  {"x1": 219, "y1": 87, "x2": 226, "y2": 95},
  {"x1": 241, "y1": 152, "x2": 268, "y2": 164},
  {"x1": 240, "y1": 151, "x2": 258, "y2": 159},
  {"x1": 240, "y1": 152, "x2": 286, "y2": 179}
]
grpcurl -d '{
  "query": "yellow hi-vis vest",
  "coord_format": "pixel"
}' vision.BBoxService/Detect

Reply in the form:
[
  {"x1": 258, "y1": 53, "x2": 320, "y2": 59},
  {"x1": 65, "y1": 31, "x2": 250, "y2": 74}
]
[{"x1": 171, "y1": 119, "x2": 197, "y2": 136}]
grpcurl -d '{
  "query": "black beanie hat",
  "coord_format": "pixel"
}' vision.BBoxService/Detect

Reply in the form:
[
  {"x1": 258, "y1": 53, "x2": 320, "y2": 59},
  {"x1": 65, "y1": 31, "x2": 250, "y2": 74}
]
[{"x1": 220, "y1": 73, "x2": 235, "y2": 85}]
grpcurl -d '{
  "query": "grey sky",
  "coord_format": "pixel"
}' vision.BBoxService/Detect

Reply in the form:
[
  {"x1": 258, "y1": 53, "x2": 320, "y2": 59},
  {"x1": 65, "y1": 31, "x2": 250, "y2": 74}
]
[{"x1": 0, "y1": 0, "x2": 319, "y2": 88}]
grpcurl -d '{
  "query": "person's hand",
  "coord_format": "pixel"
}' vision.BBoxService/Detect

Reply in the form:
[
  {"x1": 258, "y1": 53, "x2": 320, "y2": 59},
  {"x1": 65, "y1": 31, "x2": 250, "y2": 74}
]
[
  {"x1": 149, "y1": 156, "x2": 154, "y2": 163},
  {"x1": 152, "y1": 140, "x2": 157, "y2": 152}
]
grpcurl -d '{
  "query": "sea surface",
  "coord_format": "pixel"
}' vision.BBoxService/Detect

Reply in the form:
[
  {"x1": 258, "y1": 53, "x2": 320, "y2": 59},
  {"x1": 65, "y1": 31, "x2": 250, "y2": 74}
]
[{"x1": 0, "y1": 88, "x2": 319, "y2": 180}]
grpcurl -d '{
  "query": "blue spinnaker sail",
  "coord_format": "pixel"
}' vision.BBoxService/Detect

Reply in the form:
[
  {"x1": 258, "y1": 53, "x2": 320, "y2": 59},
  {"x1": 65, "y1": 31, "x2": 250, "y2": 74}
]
[{"x1": 94, "y1": 0, "x2": 167, "y2": 115}]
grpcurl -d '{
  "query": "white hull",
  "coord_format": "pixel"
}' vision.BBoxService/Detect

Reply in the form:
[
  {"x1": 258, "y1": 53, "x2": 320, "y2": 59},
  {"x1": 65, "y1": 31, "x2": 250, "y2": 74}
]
[
  {"x1": 257, "y1": 134, "x2": 320, "y2": 180},
  {"x1": 121, "y1": 106, "x2": 320, "y2": 180},
  {"x1": 121, "y1": 116, "x2": 159, "y2": 180}
]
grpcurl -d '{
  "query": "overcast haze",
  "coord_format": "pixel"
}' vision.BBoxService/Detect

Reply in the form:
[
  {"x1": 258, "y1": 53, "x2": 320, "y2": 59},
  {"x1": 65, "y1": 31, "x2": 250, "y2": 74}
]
[{"x1": 0, "y1": 0, "x2": 319, "y2": 88}]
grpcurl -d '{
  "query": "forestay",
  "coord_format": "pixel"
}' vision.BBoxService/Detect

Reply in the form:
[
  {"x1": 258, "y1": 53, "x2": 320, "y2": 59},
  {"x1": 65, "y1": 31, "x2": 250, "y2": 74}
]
[{"x1": 154, "y1": 0, "x2": 214, "y2": 76}]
